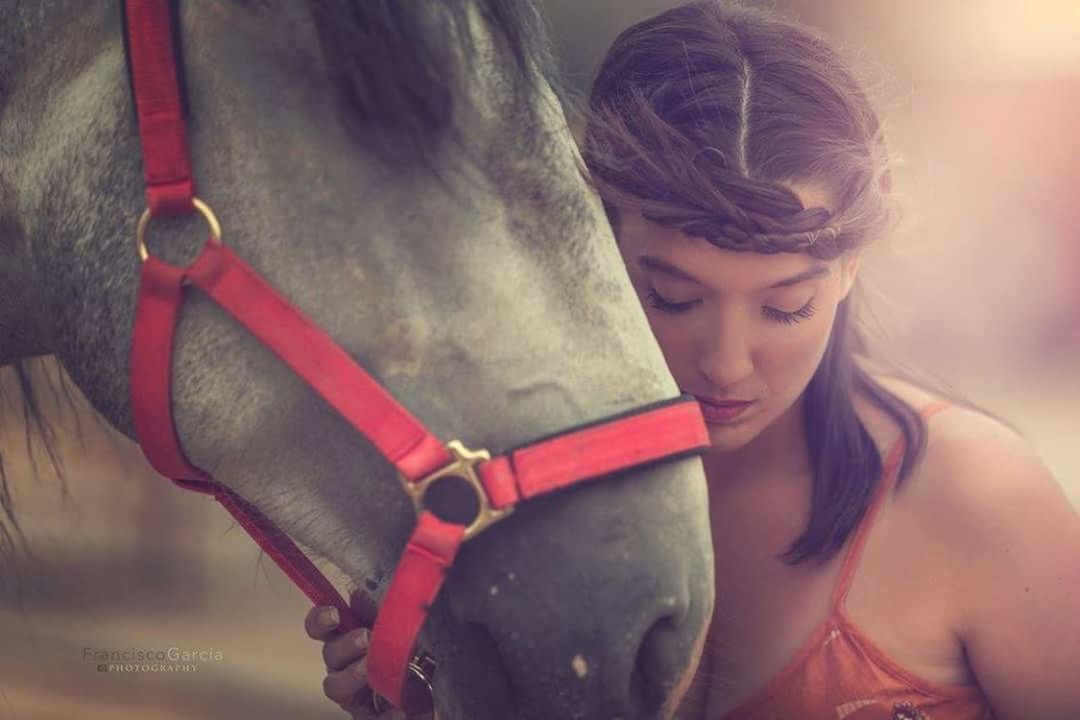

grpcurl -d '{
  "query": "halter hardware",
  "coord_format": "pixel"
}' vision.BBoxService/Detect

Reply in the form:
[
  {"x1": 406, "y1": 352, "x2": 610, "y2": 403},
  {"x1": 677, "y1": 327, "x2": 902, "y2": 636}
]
[
  {"x1": 402, "y1": 440, "x2": 513, "y2": 542},
  {"x1": 136, "y1": 197, "x2": 222, "y2": 262},
  {"x1": 369, "y1": 653, "x2": 440, "y2": 716}
]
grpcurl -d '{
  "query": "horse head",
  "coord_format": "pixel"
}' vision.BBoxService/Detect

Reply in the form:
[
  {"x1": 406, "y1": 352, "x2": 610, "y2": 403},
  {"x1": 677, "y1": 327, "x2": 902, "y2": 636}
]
[{"x1": 0, "y1": 2, "x2": 714, "y2": 717}]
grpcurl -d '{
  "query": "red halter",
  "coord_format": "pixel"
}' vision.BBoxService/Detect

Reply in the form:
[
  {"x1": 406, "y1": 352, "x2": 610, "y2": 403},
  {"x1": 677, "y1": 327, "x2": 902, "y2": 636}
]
[{"x1": 122, "y1": 0, "x2": 709, "y2": 710}]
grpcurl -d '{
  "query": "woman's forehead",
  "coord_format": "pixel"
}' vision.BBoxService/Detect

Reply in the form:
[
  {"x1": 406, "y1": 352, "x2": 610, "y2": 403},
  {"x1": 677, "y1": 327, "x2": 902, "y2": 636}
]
[
  {"x1": 616, "y1": 178, "x2": 837, "y2": 285},
  {"x1": 619, "y1": 210, "x2": 833, "y2": 292}
]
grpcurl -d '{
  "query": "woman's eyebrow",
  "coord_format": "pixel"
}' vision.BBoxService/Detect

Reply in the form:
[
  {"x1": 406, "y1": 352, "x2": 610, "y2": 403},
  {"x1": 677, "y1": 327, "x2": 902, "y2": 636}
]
[
  {"x1": 639, "y1": 255, "x2": 830, "y2": 289},
  {"x1": 768, "y1": 264, "x2": 830, "y2": 288},
  {"x1": 639, "y1": 255, "x2": 702, "y2": 282}
]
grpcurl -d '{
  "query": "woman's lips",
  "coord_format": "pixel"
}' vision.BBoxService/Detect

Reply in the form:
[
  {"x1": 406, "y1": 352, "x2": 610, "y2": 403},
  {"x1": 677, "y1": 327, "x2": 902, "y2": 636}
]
[{"x1": 692, "y1": 396, "x2": 756, "y2": 424}]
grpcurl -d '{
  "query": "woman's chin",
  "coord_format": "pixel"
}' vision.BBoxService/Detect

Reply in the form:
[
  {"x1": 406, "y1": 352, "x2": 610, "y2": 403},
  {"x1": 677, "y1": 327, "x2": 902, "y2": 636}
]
[{"x1": 704, "y1": 418, "x2": 758, "y2": 450}]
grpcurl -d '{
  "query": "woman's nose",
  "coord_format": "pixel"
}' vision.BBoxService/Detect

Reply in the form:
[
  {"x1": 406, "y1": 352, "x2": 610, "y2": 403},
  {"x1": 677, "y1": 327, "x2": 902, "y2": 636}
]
[{"x1": 697, "y1": 317, "x2": 754, "y2": 389}]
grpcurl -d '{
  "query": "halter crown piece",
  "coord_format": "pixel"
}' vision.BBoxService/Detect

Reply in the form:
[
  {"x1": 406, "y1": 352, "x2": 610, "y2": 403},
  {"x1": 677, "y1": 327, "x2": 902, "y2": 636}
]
[{"x1": 122, "y1": 0, "x2": 710, "y2": 712}]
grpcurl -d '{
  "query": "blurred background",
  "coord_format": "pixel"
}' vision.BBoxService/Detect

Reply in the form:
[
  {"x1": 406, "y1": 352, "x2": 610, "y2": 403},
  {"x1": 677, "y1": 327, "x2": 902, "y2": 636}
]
[{"x1": 2, "y1": 1, "x2": 1077, "y2": 718}]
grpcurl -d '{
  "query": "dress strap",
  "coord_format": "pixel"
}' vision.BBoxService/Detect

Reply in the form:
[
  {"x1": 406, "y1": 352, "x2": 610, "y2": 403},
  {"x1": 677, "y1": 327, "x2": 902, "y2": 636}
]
[{"x1": 830, "y1": 400, "x2": 950, "y2": 610}]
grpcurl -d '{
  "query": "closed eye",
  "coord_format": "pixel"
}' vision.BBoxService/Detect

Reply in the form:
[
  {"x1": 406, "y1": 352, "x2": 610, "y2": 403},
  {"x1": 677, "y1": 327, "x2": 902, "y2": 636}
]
[
  {"x1": 645, "y1": 289, "x2": 700, "y2": 314},
  {"x1": 647, "y1": 288, "x2": 818, "y2": 325},
  {"x1": 763, "y1": 299, "x2": 817, "y2": 325}
]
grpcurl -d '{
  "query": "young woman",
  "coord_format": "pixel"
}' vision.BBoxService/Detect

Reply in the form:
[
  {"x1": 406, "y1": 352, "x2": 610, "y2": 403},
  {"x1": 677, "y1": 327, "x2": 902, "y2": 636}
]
[{"x1": 305, "y1": 3, "x2": 1080, "y2": 718}]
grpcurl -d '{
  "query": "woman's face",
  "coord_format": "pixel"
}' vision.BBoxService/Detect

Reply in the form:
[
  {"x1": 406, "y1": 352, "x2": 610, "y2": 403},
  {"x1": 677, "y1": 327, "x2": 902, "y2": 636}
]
[{"x1": 615, "y1": 188, "x2": 859, "y2": 453}]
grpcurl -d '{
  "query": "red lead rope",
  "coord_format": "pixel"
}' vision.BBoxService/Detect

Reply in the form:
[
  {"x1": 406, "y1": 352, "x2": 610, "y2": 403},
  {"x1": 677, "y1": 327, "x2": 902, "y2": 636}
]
[{"x1": 123, "y1": 0, "x2": 709, "y2": 709}]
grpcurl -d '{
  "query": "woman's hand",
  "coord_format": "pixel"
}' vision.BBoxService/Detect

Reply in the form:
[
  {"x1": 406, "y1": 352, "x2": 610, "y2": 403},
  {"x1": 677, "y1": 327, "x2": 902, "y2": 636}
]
[{"x1": 305, "y1": 589, "x2": 433, "y2": 720}]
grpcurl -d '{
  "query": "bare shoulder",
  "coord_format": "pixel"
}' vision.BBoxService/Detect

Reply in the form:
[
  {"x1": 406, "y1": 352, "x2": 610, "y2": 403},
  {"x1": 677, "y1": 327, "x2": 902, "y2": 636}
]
[
  {"x1": 866, "y1": 374, "x2": 1080, "y2": 716},
  {"x1": 852, "y1": 369, "x2": 1075, "y2": 582},
  {"x1": 861, "y1": 369, "x2": 1072, "y2": 531},
  {"x1": 882, "y1": 375, "x2": 1069, "y2": 522}
]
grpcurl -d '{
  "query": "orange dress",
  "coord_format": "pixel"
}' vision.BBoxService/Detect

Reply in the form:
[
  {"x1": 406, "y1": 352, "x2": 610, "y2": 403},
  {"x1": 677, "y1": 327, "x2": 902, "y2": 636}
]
[{"x1": 722, "y1": 402, "x2": 996, "y2": 720}]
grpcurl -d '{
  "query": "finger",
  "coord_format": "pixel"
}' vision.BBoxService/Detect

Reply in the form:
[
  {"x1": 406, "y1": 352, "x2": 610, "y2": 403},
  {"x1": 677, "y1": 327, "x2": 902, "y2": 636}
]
[
  {"x1": 342, "y1": 687, "x2": 395, "y2": 720},
  {"x1": 343, "y1": 684, "x2": 426, "y2": 720},
  {"x1": 350, "y1": 587, "x2": 379, "y2": 626},
  {"x1": 324, "y1": 657, "x2": 371, "y2": 708},
  {"x1": 305, "y1": 605, "x2": 342, "y2": 641},
  {"x1": 354, "y1": 696, "x2": 429, "y2": 720},
  {"x1": 322, "y1": 627, "x2": 370, "y2": 672}
]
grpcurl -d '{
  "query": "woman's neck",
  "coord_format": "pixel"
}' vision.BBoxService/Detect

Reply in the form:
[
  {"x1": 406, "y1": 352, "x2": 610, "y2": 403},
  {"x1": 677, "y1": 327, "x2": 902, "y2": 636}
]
[
  {"x1": 703, "y1": 393, "x2": 810, "y2": 486},
  {"x1": 703, "y1": 394, "x2": 816, "y2": 555}
]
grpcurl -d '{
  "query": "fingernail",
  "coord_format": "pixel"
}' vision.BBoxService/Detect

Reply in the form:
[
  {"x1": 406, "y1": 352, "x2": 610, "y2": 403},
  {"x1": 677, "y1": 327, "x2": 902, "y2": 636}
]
[
  {"x1": 354, "y1": 660, "x2": 367, "y2": 680},
  {"x1": 355, "y1": 629, "x2": 370, "y2": 650},
  {"x1": 319, "y1": 607, "x2": 339, "y2": 628}
]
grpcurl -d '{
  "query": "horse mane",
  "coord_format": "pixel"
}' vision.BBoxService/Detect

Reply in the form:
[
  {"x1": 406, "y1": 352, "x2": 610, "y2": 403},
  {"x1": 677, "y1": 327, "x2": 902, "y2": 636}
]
[
  {"x1": 0, "y1": 359, "x2": 68, "y2": 573},
  {"x1": 310, "y1": 0, "x2": 562, "y2": 167}
]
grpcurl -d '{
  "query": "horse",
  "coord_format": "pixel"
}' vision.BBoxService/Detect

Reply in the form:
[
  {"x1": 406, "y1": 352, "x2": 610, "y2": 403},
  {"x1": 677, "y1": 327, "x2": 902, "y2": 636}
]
[{"x1": 0, "y1": 1, "x2": 715, "y2": 718}]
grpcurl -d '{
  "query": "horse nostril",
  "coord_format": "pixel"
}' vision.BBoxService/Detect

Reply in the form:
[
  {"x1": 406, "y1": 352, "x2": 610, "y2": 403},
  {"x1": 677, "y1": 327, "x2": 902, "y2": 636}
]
[{"x1": 633, "y1": 611, "x2": 690, "y2": 715}]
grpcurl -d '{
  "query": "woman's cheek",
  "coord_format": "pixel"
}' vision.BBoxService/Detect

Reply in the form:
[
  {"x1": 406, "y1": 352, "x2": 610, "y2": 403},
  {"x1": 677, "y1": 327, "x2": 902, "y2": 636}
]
[
  {"x1": 761, "y1": 310, "x2": 834, "y2": 393},
  {"x1": 647, "y1": 319, "x2": 690, "y2": 374}
]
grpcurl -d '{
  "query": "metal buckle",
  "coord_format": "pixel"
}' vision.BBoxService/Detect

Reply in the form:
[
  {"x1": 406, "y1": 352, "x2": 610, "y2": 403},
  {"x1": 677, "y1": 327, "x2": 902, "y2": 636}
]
[
  {"x1": 135, "y1": 197, "x2": 222, "y2": 262},
  {"x1": 368, "y1": 652, "x2": 439, "y2": 717},
  {"x1": 399, "y1": 440, "x2": 513, "y2": 542}
]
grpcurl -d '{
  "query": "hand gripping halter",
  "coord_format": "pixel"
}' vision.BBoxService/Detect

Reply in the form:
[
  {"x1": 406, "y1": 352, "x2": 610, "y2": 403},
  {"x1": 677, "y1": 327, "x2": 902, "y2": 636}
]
[{"x1": 122, "y1": 0, "x2": 710, "y2": 711}]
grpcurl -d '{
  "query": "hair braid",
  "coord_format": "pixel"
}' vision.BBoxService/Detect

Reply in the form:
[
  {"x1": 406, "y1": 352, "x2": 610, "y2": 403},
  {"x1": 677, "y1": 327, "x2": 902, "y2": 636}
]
[{"x1": 584, "y1": 98, "x2": 852, "y2": 259}]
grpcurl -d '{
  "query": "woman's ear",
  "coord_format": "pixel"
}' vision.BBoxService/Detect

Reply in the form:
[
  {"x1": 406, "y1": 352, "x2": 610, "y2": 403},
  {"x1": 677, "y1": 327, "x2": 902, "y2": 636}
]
[{"x1": 838, "y1": 249, "x2": 863, "y2": 301}]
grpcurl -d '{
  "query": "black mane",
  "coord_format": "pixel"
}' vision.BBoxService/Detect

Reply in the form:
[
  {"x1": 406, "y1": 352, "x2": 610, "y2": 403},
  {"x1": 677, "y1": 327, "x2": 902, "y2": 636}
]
[{"x1": 310, "y1": 0, "x2": 559, "y2": 165}]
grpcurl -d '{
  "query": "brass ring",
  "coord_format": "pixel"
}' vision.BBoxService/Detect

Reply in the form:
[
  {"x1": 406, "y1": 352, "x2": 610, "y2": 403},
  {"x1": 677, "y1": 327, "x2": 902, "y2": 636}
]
[
  {"x1": 407, "y1": 656, "x2": 436, "y2": 696},
  {"x1": 367, "y1": 689, "x2": 387, "y2": 714},
  {"x1": 365, "y1": 654, "x2": 437, "y2": 716},
  {"x1": 135, "y1": 197, "x2": 222, "y2": 262}
]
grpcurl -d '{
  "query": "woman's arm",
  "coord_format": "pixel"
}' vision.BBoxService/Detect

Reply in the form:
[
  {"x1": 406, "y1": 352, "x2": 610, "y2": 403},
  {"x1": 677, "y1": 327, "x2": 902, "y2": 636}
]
[{"x1": 938, "y1": 411, "x2": 1080, "y2": 719}]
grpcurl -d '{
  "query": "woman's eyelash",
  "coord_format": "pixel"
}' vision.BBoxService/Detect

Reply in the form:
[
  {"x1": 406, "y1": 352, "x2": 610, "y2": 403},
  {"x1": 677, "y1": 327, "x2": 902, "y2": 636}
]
[
  {"x1": 646, "y1": 289, "x2": 818, "y2": 325},
  {"x1": 645, "y1": 290, "x2": 699, "y2": 314},
  {"x1": 763, "y1": 299, "x2": 817, "y2": 324}
]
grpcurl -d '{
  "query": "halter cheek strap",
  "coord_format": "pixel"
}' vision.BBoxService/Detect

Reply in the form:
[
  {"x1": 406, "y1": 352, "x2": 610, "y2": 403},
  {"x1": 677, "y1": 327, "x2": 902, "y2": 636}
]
[
  {"x1": 122, "y1": 0, "x2": 195, "y2": 215},
  {"x1": 123, "y1": 0, "x2": 710, "y2": 710}
]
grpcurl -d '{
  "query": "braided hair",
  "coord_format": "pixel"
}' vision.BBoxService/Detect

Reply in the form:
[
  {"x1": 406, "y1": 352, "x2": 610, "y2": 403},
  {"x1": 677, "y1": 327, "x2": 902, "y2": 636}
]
[{"x1": 585, "y1": 99, "x2": 850, "y2": 258}]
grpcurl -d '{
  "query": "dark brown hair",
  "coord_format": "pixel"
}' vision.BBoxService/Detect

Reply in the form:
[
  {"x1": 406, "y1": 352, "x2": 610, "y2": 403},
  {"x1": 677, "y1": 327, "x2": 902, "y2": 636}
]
[{"x1": 582, "y1": 1, "x2": 931, "y2": 565}]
